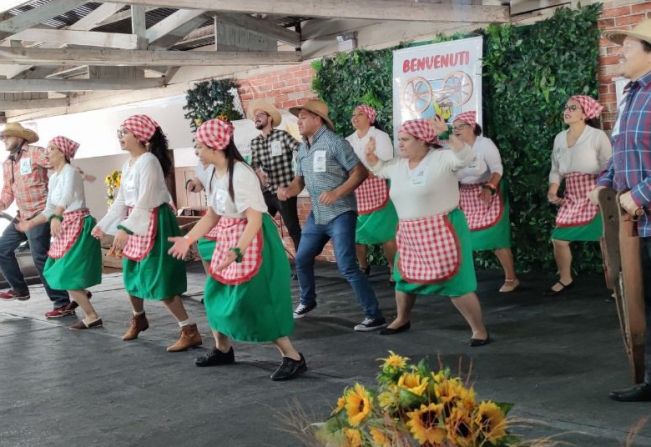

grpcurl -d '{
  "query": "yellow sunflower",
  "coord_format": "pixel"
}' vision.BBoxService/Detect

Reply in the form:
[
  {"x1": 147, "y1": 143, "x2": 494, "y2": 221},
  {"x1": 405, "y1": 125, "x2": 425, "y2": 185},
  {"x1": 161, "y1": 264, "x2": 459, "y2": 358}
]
[
  {"x1": 343, "y1": 428, "x2": 363, "y2": 447},
  {"x1": 369, "y1": 427, "x2": 391, "y2": 447},
  {"x1": 345, "y1": 383, "x2": 373, "y2": 426},
  {"x1": 380, "y1": 351, "x2": 409, "y2": 370},
  {"x1": 406, "y1": 403, "x2": 447, "y2": 445},
  {"x1": 434, "y1": 377, "x2": 465, "y2": 406},
  {"x1": 331, "y1": 396, "x2": 346, "y2": 415},
  {"x1": 474, "y1": 401, "x2": 507, "y2": 444},
  {"x1": 398, "y1": 372, "x2": 429, "y2": 396},
  {"x1": 378, "y1": 386, "x2": 400, "y2": 410},
  {"x1": 431, "y1": 371, "x2": 447, "y2": 383},
  {"x1": 446, "y1": 406, "x2": 476, "y2": 447}
]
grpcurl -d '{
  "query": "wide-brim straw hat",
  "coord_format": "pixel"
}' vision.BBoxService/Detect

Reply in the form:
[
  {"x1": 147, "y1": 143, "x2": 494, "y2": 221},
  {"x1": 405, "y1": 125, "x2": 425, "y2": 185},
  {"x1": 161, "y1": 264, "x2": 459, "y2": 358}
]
[
  {"x1": 247, "y1": 100, "x2": 282, "y2": 128},
  {"x1": 0, "y1": 122, "x2": 38, "y2": 143},
  {"x1": 289, "y1": 99, "x2": 334, "y2": 131},
  {"x1": 603, "y1": 18, "x2": 651, "y2": 45}
]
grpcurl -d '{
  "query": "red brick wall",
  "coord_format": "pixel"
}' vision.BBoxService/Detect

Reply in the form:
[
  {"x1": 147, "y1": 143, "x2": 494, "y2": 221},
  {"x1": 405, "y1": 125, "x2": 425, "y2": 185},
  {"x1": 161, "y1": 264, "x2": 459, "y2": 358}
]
[{"x1": 599, "y1": 1, "x2": 651, "y2": 130}]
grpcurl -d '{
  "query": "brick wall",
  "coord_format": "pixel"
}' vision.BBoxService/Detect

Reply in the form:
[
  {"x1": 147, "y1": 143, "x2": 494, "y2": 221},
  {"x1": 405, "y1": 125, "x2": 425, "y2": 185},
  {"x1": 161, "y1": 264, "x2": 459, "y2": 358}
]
[{"x1": 599, "y1": 1, "x2": 651, "y2": 130}]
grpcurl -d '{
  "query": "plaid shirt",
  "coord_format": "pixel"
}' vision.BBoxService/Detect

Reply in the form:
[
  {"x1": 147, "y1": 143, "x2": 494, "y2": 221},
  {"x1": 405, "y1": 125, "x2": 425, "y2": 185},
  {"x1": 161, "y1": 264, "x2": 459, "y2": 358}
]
[
  {"x1": 598, "y1": 70, "x2": 651, "y2": 237},
  {"x1": 250, "y1": 129, "x2": 299, "y2": 194},
  {"x1": 0, "y1": 144, "x2": 49, "y2": 220},
  {"x1": 296, "y1": 126, "x2": 359, "y2": 224}
]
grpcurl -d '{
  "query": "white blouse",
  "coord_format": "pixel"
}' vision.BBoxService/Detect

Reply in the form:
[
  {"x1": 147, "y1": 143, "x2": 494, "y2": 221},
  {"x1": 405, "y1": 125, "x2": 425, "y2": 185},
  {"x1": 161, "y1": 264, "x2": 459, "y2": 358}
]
[
  {"x1": 370, "y1": 144, "x2": 474, "y2": 219},
  {"x1": 97, "y1": 153, "x2": 172, "y2": 235},
  {"x1": 549, "y1": 126, "x2": 612, "y2": 184},
  {"x1": 41, "y1": 164, "x2": 86, "y2": 219},
  {"x1": 209, "y1": 162, "x2": 267, "y2": 218},
  {"x1": 456, "y1": 136, "x2": 503, "y2": 184},
  {"x1": 346, "y1": 126, "x2": 394, "y2": 169}
]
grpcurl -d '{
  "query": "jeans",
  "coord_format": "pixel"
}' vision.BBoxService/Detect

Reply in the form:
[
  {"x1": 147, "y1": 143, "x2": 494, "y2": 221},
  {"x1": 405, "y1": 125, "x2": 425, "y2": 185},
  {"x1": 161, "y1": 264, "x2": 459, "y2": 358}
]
[
  {"x1": 264, "y1": 191, "x2": 301, "y2": 251},
  {"x1": 640, "y1": 237, "x2": 651, "y2": 383},
  {"x1": 295, "y1": 211, "x2": 382, "y2": 319},
  {"x1": 0, "y1": 220, "x2": 69, "y2": 308}
]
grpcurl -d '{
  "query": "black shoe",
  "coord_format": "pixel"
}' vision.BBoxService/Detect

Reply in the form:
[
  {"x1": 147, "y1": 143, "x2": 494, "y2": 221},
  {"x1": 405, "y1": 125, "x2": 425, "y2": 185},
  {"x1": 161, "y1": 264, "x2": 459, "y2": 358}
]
[
  {"x1": 379, "y1": 321, "x2": 411, "y2": 335},
  {"x1": 609, "y1": 383, "x2": 651, "y2": 402},
  {"x1": 354, "y1": 317, "x2": 387, "y2": 332},
  {"x1": 543, "y1": 280, "x2": 574, "y2": 297},
  {"x1": 470, "y1": 334, "x2": 491, "y2": 347},
  {"x1": 195, "y1": 347, "x2": 235, "y2": 367},
  {"x1": 293, "y1": 302, "x2": 317, "y2": 319},
  {"x1": 270, "y1": 353, "x2": 307, "y2": 381}
]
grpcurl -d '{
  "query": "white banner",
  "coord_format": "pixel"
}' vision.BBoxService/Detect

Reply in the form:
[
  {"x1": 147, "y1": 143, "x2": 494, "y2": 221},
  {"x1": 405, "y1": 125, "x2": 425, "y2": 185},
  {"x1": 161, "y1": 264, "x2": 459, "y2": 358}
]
[{"x1": 392, "y1": 36, "x2": 483, "y2": 142}]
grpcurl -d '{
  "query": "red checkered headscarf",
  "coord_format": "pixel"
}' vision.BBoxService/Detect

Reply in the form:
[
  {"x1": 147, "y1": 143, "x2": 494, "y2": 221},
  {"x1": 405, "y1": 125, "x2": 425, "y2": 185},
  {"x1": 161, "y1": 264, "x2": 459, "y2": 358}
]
[
  {"x1": 121, "y1": 114, "x2": 159, "y2": 144},
  {"x1": 398, "y1": 119, "x2": 439, "y2": 144},
  {"x1": 454, "y1": 111, "x2": 476, "y2": 127},
  {"x1": 50, "y1": 136, "x2": 80, "y2": 160},
  {"x1": 569, "y1": 95, "x2": 603, "y2": 119},
  {"x1": 355, "y1": 105, "x2": 377, "y2": 124},
  {"x1": 196, "y1": 119, "x2": 234, "y2": 151}
]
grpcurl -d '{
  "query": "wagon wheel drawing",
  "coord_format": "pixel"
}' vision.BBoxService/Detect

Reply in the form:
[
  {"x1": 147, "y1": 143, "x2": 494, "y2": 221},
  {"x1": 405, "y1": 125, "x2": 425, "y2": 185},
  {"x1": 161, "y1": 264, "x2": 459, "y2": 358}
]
[
  {"x1": 442, "y1": 71, "x2": 474, "y2": 105},
  {"x1": 402, "y1": 77, "x2": 432, "y2": 114}
]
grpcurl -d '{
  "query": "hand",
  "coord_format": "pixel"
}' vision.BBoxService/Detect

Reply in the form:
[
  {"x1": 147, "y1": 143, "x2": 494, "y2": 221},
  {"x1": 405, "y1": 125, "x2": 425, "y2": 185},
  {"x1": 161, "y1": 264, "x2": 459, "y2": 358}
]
[
  {"x1": 91, "y1": 225, "x2": 105, "y2": 239},
  {"x1": 479, "y1": 188, "x2": 493, "y2": 205},
  {"x1": 619, "y1": 191, "x2": 641, "y2": 216},
  {"x1": 277, "y1": 187, "x2": 290, "y2": 201},
  {"x1": 168, "y1": 236, "x2": 190, "y2": 259},
  {"x1": 15, "y1": 219, "x2": 32, "y2": 233},
  {"x1": 111, "y1": 229, "x2": 129, "y2": 252},
  {"x1": 588, "y1": 186, "x2": 605, "y2": 206},
  {"x1": 50, "y1": 218, "x2": 62, "y2": 238},
  {"x1": 186, "y1": 179, "x2": 200, "y2": 193},
  {"x1": 215, "y1": 250, "x2": 237, "y2": 271},
  {"x1": 255, "y1": 168, "x2": 269, "y2": 186},
  {"x1": 319, "y1": 190, "x2": 339, "y2": 205},
  {"x1": 431, "y1": 114, "x2": 448, "y2": 135},
  {"x1": 365, "y1": 137, "x2": 379, "y2": 166},
  {"x1": 547, "y1": 190, "x2": 562, "y2": 205}
]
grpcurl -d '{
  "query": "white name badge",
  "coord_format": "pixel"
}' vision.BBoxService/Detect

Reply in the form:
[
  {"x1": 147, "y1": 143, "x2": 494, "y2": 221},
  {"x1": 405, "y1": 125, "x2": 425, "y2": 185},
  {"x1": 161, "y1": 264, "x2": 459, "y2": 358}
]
[
  {"x1": 19, "y1": 158, "x2": 32, "y2": 176},
  {"x1": 313, "y1": 150, "x2": 327, "y2": 173},
  {"x1": 213, "y1": 189, "x2": 228, "y2": 215},
  {"x1": 271, "y1": 141, "x2": 283, "y2": 157},
  {"x1": 410, "y1": 168, "x2": 426, "y2": 186}
]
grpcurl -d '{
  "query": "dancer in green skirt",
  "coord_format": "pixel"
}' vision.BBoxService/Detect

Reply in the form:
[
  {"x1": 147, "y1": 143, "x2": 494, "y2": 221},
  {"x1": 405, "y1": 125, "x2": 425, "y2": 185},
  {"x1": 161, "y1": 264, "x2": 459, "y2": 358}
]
[
  {"x1": 17, "y1": 136, "x2": 102, "y2": 330},
  {"x1": 92, "y1": 114, "x2": 202, "y2": 352},
  {"x1": 169, "y1": 118, "x2": 306, "y2": 381}
]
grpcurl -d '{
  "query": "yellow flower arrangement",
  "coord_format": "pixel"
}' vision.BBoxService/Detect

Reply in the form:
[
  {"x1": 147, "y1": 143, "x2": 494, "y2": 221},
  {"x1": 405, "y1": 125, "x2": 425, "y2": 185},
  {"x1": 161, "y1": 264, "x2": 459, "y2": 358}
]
[
  {"x1": 104, "y1": 170, "x2": 122, "y2": 206},
  {"x1": 406, "y1": 403, "x2": 447, "y2": 445},
  {"x1": 344, "y1": 383, "x2": 373, "y2": 426}
]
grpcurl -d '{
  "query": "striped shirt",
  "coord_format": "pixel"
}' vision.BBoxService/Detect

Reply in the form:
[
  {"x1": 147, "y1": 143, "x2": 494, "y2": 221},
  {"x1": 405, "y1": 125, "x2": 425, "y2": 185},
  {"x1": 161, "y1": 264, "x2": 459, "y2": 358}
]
[
  {"x1": 598, "y1": 70, "x2": 651, "y2": 237},
  {"x1": 0, "y1": 144, "x2": 49, "y2": 220},
  {"x1": 250, "y1": 129, "x2": 299, "y2": 194}
]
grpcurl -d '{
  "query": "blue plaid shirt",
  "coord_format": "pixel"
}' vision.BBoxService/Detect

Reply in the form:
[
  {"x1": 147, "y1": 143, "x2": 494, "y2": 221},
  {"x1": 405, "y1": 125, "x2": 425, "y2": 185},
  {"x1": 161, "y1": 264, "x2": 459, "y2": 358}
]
[
  {"x1": 296, "y1": 126, "x2": 359, "y2": 224},
  {"x1": 598, "y1": 70, "x2": 651, "y2": 237}
]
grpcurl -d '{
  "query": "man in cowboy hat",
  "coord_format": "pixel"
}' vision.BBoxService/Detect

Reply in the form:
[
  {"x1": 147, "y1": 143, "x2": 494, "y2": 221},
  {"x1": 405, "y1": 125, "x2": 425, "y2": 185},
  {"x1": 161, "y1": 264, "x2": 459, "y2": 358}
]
[
  {"x1": 248, "y1": 100, "x2": 302, "y2": 253},
  {"x1": 277, "y1": 99, "x2": 386, "y2": 331},
  {"x1": 0, "y1": 123, "x2": 72, "y2": 318},
  {"x1": 590, "y1": 19, "x2": 651, "y2": 402}
]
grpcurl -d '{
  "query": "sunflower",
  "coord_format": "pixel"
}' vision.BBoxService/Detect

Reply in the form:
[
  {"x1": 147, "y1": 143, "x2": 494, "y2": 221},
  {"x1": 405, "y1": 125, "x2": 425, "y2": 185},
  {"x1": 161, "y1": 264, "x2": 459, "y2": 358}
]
[
  {"x1": 446, "y1": 406, "x2": 476, "y2": 447},
  {"x1": 331, "y1": 396, "x2": 346, "y2": 415},
  {"x1": 369, "y1": 427, "x2": 391, "y2": 447},
  {"x1": 378, "y1": 386, "x2": 400, "y2": 410},
  {"x1": 398, "y1": 372, "x2": 429, "y2": 396},
  {"x1": 406, "y1": 403, "x2": 447, "y2": 445},
  {"x1": 434, "y1": 378, "x2": 467, "y2": 414},
  {"x1": 343, "y1": 428, "x2": 363, "y2": 447},
  {"x1": 345, "y1": 383, "x2": 373, "y2": 426},
  {"x1": 380, "y1": 351, "x2": 409, "y2": 371},
  {"x1": 474, "y1": 401, "x2": 507, "y2": 444}
]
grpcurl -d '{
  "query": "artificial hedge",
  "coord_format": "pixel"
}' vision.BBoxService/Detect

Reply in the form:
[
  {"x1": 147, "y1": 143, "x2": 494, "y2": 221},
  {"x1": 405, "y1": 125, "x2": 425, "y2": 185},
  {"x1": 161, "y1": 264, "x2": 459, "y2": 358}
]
[
  {"x1": 184, "y1": 79, "x2": 243, "y2": 131},
  {"x1": 312, "y1": 4, "x2": 603, "y2": 273}
]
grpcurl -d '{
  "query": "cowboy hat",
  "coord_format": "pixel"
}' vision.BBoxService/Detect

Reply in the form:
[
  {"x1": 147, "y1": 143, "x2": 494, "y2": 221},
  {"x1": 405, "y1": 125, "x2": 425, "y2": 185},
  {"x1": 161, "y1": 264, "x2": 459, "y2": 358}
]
[
  {"x1": 604, "y1": 18, "x2": 651, "y2": 46},
  {"x1": 289, "y1": 99, "x2": 334, "y2": 131},
  {"x1": 247, "y1": 100, "x2": 282, "y2": 128},
  {"x1": 0, "y1": 122, "x2": 38, "y2": 143}
]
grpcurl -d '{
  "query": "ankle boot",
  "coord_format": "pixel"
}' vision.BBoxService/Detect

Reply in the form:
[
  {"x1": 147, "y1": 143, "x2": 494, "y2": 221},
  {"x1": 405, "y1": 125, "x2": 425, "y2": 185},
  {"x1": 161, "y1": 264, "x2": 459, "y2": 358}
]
[
  {"x1": 122, "y1": 313, "x2": 149, "y2": 341},
  {"x1": 167, "y1": 323, "x2": 203, "y2": 352}
]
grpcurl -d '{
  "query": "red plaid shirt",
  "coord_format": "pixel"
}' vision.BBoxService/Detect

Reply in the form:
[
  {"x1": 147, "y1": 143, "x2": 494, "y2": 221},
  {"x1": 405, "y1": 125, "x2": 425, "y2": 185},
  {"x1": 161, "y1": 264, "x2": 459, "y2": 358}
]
[{"x1": 0, "y1": 144, "x2": 49, "y2": 220}]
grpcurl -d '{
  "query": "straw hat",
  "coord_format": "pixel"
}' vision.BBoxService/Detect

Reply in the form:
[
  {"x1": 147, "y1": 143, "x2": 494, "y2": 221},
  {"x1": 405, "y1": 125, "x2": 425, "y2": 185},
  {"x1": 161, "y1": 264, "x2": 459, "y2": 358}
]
[
  {"x1": 289, "y1": 99, "x2": 334, "y2": 131},
  {"x1": 604, "y1": 18, "x2": 651, "y2": 46},
  {"x1": 0, "y1": 123, "x2": 38, "y2": 143},
  {"x1": 247, "y1": 100, "x2": 282, "y2": 128}
]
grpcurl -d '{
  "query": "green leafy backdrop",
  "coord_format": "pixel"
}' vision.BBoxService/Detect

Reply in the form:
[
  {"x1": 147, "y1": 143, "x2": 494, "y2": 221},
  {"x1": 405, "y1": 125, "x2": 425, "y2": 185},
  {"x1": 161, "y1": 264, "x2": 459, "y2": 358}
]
[{"x1": 184, "y1": 79, "x2": 243, "y2": 131}]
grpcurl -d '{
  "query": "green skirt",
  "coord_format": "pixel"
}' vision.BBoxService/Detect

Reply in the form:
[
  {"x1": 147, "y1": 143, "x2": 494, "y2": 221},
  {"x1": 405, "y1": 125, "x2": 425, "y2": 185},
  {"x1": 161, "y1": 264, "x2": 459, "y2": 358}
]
[
  {"x1": 44, "y1": 215, "x2": 102, "y2": 291},
  {"x1": 356, "y1": 200, "x2": 399, "y2": 245},
  {"x1": 394, "y1": 208, "x2": 477, "y2": 297},
  {"x1": 469, "y1": 182, "x2": 512, "y2": 251},
  {"x1": 122, "y1": 205, "x2": 187, "y2": 300},
  {"x1": 551, "y1": 214, "x2": 603, "y2": 242},
  {"x1": 203, "y1": 214, "x2": 294, "y2": 343},
  {"x1": 197, "y1": 237, "x2": 216, "y2": 262}
]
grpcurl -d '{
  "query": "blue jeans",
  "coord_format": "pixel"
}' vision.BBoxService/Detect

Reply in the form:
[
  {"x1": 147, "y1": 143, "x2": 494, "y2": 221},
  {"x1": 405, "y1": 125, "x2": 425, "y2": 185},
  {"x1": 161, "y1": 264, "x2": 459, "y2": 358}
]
[
  {"x1": 295, "y1": 211, "x2": 382, "y2": 319},
  {"x1": 0, "y1": 220, "x2": 69, "y2": 308},
  {"x1": 641, "y1": 237, "x2": 651, "y2": 384}
]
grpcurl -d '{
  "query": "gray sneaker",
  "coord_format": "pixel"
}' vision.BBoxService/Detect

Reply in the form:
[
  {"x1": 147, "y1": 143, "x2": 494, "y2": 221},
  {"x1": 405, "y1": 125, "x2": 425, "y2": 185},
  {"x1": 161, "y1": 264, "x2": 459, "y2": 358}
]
[{"x1": 353, "y1": 317, "x2": 387, "y2": 332}]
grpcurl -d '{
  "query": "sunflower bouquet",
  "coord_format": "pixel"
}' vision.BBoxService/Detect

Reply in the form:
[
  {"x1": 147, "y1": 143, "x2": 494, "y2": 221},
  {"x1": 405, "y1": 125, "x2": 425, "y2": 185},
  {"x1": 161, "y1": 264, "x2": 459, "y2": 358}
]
[
  {"x1": 314, "y1": 352, "x2": 516, "y2": 447},
  {"x1": 104, "y1": 170, "x2": 121, "y2": 206}
]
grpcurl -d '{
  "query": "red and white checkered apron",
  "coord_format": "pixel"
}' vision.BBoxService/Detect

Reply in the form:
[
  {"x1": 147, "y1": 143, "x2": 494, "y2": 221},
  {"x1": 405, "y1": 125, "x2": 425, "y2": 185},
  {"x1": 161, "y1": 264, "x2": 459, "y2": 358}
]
[
  {"x1": 396, "y1": 214, "x2": 460, "y2": 283},
  {"x1": 122, "y1": 207, "x2": 158, "y2": 261},
  {"x1": 555, "y1": 172, "x2": 599, "y2": 227},
  {"x1": 204, "y1": 225, "x2": 220, "y2": 241},
  {"x1": 355, "y1": 176, "x2": 389, "y2": 215},
  {"x1": 48, "y1": 208, "x2": 89, "y2": 259},
  {"x1": 209, "y1": 217, "x2": 263, "y2": 285},
  {"x1": 458, "y1": 184, "x2": 503, "y2": 231}
]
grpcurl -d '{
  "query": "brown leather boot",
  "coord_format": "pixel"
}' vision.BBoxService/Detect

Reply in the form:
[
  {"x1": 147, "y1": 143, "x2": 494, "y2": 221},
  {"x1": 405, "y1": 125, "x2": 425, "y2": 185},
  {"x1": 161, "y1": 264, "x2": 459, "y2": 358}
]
[
  {"x1": 122, "y1": 313, "x2": 149, "y2": 341},
  {"x1": 167, "y1": 323, "x2": 202, "y2": 352}
]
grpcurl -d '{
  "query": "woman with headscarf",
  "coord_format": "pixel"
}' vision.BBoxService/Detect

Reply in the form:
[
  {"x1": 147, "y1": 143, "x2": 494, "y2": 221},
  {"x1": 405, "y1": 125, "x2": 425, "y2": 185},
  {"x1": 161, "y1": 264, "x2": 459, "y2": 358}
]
[
  {"x1": 92, "y1": 114, "x2": 202, "y2": 351},
  {"x1": 365, "y1": 117, "x2": 489, "y2": 345},
  {"x1": 346, "y1": 104, "x2": 398, "y2": 282},
  {"x1": 168, "y1": 118, "x2": 306, "y2": 381},
  {"x1": 453, "y1": 111, "x2": 519, "y2": 292},
  {"x1": 546, "y1": 96, "x2": 612, "y2": 295},
  {"x1": 17, "y1": 136, "x2": 102, "y2": 329}
]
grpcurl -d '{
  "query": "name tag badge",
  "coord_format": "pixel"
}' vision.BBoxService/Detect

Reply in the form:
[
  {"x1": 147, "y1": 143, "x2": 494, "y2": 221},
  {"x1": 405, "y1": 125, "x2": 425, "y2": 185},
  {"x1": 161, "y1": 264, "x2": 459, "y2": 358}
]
[
  {"x1": 313, "y1": 150, "x2": 327, "y2": 173},
  {"x1": 214, "y1": 189, "x2": 228, "y2": 214},
  {"x1": 611, "y1": 116, "x2": 621, "y2": 137},
  {"x1": 411, "y1": 169, "x2": 426, "y2": 186},
  {"x1": 19, "y1": 158, "x2": 32, "y2": 176},
  {"x1": 271, "y1": 141, "x2": 283, "y2": 157}
]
